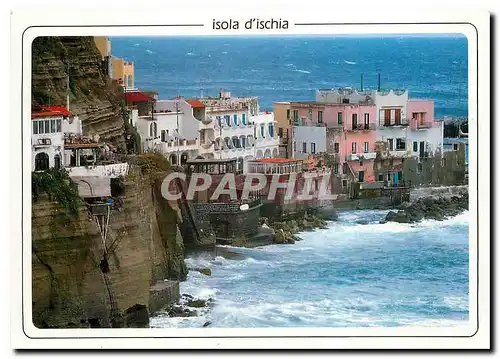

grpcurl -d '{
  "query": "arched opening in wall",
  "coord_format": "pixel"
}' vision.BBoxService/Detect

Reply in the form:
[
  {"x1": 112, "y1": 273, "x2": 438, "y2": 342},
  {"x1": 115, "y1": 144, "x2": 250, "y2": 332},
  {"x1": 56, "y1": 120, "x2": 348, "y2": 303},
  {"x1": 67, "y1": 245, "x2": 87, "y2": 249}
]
[
  {"x1": 54, "y1": 154, "x2": 61, "y2": 169},
  {"x1": 128, "y1": 75, "x2": 133, "y2": 89},
  {"x1": 256, "y1": 150, "x2": 263, "y2": 159},
  {"x1": 35, "y1": 152, "x2": 49, "y2": 171},
  {"x1": 224, "y1": 137, "x2": 233, "y2": 149},
  {"x1": 272, "y1": 148, "x2": 278, "y2": 158},
  {"x1": 232, "y1": 136, "x2": 240, "y2": 149},
  {"x1": 246, "y1": 135, "x2": 254, "y2": 147},
  {"x1": 150, "y1": 122, "x2": 157, "y2": 138},
  {"x1": 239, "y1": 135, "x2": 246, "y2": 148},
  {"x1": 180, "y1": 152, "x2": 189, "y2": 165},
  {"x1": 237, "y1": 157, "x2": 244, "y2": 172},
  {"x1": 169, "y1": 154, "x2": 178, "y2": 165},
  {"x1": 123, "y1": 75, "x2": 128, "y2": 88},
  {"x1": 264, "y1": 149, "x2": 272, "y2": 158}
]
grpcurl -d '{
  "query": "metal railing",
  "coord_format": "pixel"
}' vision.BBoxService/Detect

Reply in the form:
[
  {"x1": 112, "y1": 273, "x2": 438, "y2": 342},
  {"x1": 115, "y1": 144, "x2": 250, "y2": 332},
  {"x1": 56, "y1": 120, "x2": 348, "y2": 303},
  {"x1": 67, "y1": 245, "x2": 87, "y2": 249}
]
[
  {"x1": 379, "y1": 118, "x2": 409, "y2": 127},
  {"x1": 347, "y1": 123, "x2": 376, "y2": 131}
]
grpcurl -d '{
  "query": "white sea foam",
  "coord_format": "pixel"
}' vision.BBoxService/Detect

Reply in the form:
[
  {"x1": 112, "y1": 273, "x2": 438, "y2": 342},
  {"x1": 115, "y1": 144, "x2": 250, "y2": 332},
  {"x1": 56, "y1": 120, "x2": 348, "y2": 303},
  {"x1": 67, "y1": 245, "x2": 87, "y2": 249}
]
[
  {"x1": 222, "y1": 51, "x2": 228, "y2": 54},
  {"x1": 186, "y1": 52, "x2": 195, "y2": 56},
  {"x1": 285, "y1": 63, "x2": 294, "y2": 67},
  {"x1": 344, "y1": 60, "x2": 357, "y2": 65},
  {"x1": 294, "y1": 69, "x2": 311, "y2": 74},
  {"x1": 146, "y1": 49, "x2": 153, "y2": 54}
]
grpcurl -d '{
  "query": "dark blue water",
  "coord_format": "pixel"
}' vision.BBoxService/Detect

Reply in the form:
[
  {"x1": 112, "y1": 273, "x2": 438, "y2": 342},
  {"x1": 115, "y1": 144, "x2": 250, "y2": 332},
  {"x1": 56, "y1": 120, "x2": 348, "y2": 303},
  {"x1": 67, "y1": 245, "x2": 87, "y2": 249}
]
[
  {"x1": 111, "y1": 35, "x2": 468, "y2": 118},
  {"x1": 151, "y1": 210, "x2": 469, "y2": 328}
]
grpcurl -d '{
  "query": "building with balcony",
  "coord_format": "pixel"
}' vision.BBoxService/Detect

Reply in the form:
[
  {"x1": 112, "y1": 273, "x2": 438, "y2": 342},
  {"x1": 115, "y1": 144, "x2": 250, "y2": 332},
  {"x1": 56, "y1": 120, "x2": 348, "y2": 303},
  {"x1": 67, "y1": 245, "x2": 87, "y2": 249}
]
[
  {"x1": 273, "y1": 102, "x2": 292, "y2": 157},
  {"x1": 251, "y1": 112, "x2": 280, "y2": 159},
  {"x1": 112, "y1": 57, "x2": 135, "y2": 90},
  {"x1": 135, "y1": 99, "x2": 201, "y2": 165},
  {"x1": 407, "y1": 99, "x2": 444, "y2": 158}
]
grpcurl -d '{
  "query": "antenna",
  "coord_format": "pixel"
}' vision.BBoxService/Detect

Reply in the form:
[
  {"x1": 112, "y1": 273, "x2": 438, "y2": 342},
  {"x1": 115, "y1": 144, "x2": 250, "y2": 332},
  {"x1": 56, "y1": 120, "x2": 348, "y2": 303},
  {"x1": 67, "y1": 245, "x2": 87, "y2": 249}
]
[
  {"x1": 360, "y1": 73, "x2": 364, "y2": 91},
  {"x1": 377, "y1": 73, "x2": 381, "y2": 92},
  {"x1": 66, "y1": 61, "x2": 70, "y2": 111}
]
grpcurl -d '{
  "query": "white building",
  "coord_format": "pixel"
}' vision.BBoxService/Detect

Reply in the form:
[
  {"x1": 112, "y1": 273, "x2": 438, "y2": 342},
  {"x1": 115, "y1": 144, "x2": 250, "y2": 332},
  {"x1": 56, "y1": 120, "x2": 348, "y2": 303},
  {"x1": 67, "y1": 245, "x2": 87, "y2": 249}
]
[
  {"x1": 31, "y1": 106, "x2": 82, "y2": 171},
  {"x1": 136, "y1": 99, "x2": 202, "y2": 165},
  {"x1": 251, "y1": 112, "x2": 280, "y2": 159},
  {"x1": 292, "y1": 124, "x2": 327, "y2": 159}
]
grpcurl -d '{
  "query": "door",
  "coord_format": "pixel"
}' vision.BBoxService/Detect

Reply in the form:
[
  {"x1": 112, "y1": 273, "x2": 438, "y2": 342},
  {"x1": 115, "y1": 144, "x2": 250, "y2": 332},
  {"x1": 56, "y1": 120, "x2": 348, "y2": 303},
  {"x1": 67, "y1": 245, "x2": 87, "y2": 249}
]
[
  {"x1": 419, "y1": 141, "x2": 425, "y2": 158},
  {"x1": 395, "y1": 109, "x2": 401, "y2": 125},
  {"x1": 358, "y1": 170, "x2": 365, "y2": 182},
  {"x1": 384, "y1": 109, "x2": 391, "y2": 125}
]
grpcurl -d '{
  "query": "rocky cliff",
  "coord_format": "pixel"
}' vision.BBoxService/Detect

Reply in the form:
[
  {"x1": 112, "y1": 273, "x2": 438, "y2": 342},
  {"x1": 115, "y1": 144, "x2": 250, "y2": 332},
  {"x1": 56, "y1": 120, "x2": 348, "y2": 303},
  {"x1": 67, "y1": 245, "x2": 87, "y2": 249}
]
[
  {"x1": 31, "y1": 36, "x2": 126, "y2": 148},
  {"x1": 32, "y1": 171, "x2": 187, "y2": 328}
]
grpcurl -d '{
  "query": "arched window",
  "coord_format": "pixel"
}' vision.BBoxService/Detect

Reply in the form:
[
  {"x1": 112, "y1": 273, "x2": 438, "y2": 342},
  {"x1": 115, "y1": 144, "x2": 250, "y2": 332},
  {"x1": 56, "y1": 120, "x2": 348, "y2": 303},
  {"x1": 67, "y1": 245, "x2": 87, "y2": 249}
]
[
  {"x1": 54, "y1": 154, "x2": 61, "y2": 169},
  {"x1": 240, "y1": 135, "x2": 246, "y2": 148},
  {"x1": 272, "y1": 148, "x2": 278, "y2": 157},
  {"x1": 169, "y1": 154, "x2": 177, "y2": 165},
  {"x1": 232, "y1": 136, "x2": 240, "y2": 148},
  {"x1": 268, "y1": 124, "x2": 275, "y2": 138},
  {"x1": 256, "y1": 150, "x2": 263, "y2": 159},
  {"x1": 35, "y1": 152, "x2": 49, "y2": 171},
  {"x1": 161, "y1": 130, "x2": 166, "y2": 142},
  {"x1": 233, "y1": 114, "x2": 238, "y2": 126},
  {"x1": 128, "y1": 75, "x2": 133, "y2": 88},
  {"x1": 180, "y1": 152, "x2": 189, "y2": 165},
  {"x1": 123, "y1": 75, "x2": 128, "y2": 87},
  {"x1": 150, "y1": 122, "x2": 157, "y2": 138},
  {"x1": 242, "y1": 113, "x2": 246, "y2": 125},
  {"x1": 264, "y1": 149, "x2": 272, "y2": 158},
  {"x1": 260, "y1": 124, "x2": 265, "y2": 138}
]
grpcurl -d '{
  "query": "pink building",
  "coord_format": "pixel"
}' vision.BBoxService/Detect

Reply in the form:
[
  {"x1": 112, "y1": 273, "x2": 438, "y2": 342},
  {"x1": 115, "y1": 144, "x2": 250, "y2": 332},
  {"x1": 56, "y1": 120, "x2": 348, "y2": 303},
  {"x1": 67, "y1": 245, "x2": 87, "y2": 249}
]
[
  {"x1": 289, "y1": 102, "x2": 377, "y2": 183},
  {"x1": 407, "y1": 99, "x2": 443, "y2": 157}
]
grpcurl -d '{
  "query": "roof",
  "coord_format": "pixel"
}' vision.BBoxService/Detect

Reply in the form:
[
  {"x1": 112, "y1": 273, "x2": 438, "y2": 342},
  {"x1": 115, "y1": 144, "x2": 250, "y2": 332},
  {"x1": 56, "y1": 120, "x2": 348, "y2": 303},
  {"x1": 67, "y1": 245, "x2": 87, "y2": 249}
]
[
  {"x1": 125, "y1": 91, "x2": 154, "y2": 103},
  {"x1": 185, "y1": 158, "x2": 237, "y2": 164},
  {"x1": 186, "y1": 99, "x2": 206, "y2": 109},
  {"x1": 250, "y1": 158, "x2": 303, "y2": 164},
  {"x1": 32, "y1": 106, "x2": 72, "y2": 119}
]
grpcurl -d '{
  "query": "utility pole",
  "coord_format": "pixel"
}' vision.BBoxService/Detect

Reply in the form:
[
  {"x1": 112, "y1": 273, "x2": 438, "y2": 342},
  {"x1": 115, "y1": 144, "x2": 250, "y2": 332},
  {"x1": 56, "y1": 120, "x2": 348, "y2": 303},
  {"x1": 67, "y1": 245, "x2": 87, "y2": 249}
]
[
  {"x1": 66, "y1": 61, "x2": 70, "y2": 111},
  {"x1": 174, "y1": 99, "x2": 181, "y2": 165}
]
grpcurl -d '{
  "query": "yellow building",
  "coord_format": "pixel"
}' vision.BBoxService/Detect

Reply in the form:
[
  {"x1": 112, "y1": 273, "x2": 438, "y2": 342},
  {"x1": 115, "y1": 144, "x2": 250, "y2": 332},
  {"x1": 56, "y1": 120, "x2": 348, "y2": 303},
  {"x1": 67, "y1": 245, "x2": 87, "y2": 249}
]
[
  {"x1": 93, "y1": 36, "x2": 111, "y2": 59},
  {"x1": 274, "y1": 102, "x2": 291, "y2": 157},
  {"x1": 112, "y1": 57, "x2": 135, "y2": 90}
]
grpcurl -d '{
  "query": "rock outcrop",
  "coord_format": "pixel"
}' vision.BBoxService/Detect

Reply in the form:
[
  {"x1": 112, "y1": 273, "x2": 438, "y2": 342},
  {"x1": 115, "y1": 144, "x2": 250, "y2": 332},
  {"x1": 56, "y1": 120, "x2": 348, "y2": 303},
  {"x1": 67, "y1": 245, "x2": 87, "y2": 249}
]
[
  {"x1": 32, "y1": 171, "x2": 188, "y2": 328},
  {"x1": 381, "y1": 193, "x2": 469, "y2": 224},
  {"x1": 31, "y1": 36, "x2": 127, "y2": 148}
]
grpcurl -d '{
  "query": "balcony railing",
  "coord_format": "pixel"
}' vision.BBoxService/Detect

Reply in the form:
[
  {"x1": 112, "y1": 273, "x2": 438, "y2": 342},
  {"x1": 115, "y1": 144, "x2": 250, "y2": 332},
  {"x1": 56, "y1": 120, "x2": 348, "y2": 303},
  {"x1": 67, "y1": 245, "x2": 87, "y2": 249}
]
[
  {"x1": 347, "y1": 123, "x2": 376, "y2": 131},
  {"x1": 379, "y1": 118, "x2": 409, "y2": 127},
  {"x1": 416, "y1": 121, "x2": 433, "y2": 129}
]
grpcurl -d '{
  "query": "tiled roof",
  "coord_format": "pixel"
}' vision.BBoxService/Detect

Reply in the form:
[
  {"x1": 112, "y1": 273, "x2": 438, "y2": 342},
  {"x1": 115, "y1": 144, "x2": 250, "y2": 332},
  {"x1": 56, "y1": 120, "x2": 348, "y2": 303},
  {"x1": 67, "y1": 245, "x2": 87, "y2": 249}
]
[
  {"x1": 125, "y1": 91, "x2": 154, "y2": 103},
  {"x1": 186, "y1": 99, "x2": 206, "y2": 108},
  {"x1": 31, "y1": 106, "x2": 72, "y2": 119}
]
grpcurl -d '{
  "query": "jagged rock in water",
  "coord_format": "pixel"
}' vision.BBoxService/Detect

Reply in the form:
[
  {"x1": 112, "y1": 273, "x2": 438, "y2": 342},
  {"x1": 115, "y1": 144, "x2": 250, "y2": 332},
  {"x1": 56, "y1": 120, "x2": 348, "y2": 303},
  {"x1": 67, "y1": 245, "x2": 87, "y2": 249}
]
[
  {"x1": 186, "y1": 299, "x2": 208, "y2": 308},
  {"x1": 124, "y1": 304, "x2": 149, "y2": 328},
  {"x1": 193, "y1": 267, "x2": 212, "y2": 276},
  {"x1": 274, "y1": 229, "x2": 287, "y2": 244},
  {"x1": 168, "y1": 305, "x2": 198, "y2": 318}
]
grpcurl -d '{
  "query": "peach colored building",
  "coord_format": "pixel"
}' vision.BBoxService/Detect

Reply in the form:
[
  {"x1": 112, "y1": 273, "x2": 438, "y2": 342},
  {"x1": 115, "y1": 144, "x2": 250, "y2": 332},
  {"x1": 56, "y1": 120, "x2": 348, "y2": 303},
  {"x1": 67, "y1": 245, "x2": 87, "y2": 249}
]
[{"x1": 112, "y1": 58, "x2": 135, "y2": 90}]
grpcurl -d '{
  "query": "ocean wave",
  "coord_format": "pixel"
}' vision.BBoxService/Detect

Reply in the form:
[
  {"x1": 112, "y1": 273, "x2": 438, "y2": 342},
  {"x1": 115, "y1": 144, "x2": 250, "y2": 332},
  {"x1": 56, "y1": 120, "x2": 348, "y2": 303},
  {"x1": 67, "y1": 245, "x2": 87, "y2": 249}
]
[
  {"x1": 222, "y1": 51, "x2": 228, "y2": 54},
  {"x1": 443, "y1": 295, "x2": 469, "y2": 310},
  {"x1": 344, "y1": 60, "x2": 357, "y2": 65},
  {"x1": 285, "y1": 63, "x2": 294, "y2": 67},
  {"x1": 146, "y1": 49, "x2": 153, "y2": 54},
  {"x1": 294, "y1": 69, "x2": 311, "y2": 74},
  {"x1": 186, "y1": 52, "x2": 195, "y2": 56}
]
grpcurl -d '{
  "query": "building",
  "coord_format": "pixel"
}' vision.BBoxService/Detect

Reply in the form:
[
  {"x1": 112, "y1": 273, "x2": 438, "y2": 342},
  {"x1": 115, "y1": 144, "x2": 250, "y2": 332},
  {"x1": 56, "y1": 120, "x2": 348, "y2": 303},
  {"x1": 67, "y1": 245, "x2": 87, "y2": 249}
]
[
  {"x1": 135, "y1": 99, "x2": 202, "y2": 165},
  {"x1": 31, "y1": 105, "x2": 81, "y2": 171},
  {"x1": 273, "y1": 102, "x2": 292, "y2": 157},
  {"x1": 93, "y1": 37, "x2": 113, "y2": 77},
  {"x1": 112, "y1": 57, "x2": 135, "y2": 90},
  {"x1": 251, "y1": 112, "x2": 280, "y2": 160},
  {"x1": 197, "y1": 90, "x2": 259, "y2": 172},
  {"x1": 407, "y1": 99, "x2": 444, "y2": 158}
]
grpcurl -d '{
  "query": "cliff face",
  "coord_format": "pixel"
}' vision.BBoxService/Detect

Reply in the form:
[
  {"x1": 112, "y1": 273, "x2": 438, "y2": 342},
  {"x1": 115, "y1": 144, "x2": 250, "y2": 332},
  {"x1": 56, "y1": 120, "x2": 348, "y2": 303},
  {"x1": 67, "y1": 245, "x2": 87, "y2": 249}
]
[
  {"x1": 31, "y1": 36, "x2": 126, "y2": 148},
  {"x1": 32, "y1": 173, "x2": 187, "y2": 328}
]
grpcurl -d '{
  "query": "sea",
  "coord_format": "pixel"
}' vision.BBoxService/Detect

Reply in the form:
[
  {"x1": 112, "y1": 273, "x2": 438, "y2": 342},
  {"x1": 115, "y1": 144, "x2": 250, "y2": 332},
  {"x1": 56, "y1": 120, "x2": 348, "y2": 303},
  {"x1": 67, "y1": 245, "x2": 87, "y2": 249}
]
[
  {"x1": 110, "y1": 35, "x2": 468, "y2": 118},
  {"x1": 149, "y1": 210, "x2": 469, "y2": 328},
  {"x1": 111, "y1": 35, "x2": 469, "y2": 328}
]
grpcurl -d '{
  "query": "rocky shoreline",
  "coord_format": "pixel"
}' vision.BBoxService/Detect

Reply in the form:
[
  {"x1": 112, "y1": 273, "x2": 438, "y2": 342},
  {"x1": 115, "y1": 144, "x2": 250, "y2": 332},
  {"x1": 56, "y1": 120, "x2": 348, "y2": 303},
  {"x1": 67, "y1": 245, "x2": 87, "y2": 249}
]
[{"x1": 381, "y1": 193, "x2": 469, "y2": 224}]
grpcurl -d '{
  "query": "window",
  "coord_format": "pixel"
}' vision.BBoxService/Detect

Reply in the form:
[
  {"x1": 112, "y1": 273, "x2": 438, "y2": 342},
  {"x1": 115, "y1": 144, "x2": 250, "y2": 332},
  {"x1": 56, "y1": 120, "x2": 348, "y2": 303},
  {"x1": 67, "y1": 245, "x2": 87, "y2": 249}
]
[
  {"x1": 334, "y1": 163, "x2": 339, "y2": 175},
  {"x1": 453, "y1": 143, "x2": 458, "y2": 150},
  {"x1": 417, "y1": 163, "x2": 423, "y2": 174},
  {"x1": 161, "y1": 130, "x2": 166, "y2": 142},
  {"x1": 33, "y1": 121, "x2": 38, "y2": 134},
  {"x1": 396, "y1": 138, "x2": 406, "y2": 151},
  {"x1": 352, "y1": 113, "x2": 358, "y2": 128},
  {"x1": 363, "y1": 141, "x2": 369, "y2": 153},
  {"x1": 286, "y1": 109, "x2": 290, "y2": 120},
  {"x1": 308, "y1": 108, "x2": 313, "y2": 120},
  {"x1": 268, "y1": 124, "x2": 275, "y2": 137},
  {"x1": 260, "y1": 124, "x2": 265, "y2": 138},
  {"x1": 395, "y1": 108, "x2": 402, "y2": 125},
  {"x1": 334, "y1": 142, "x2": 339, "y2": 153},
  {"x1": 388, "y1": 138, "x2": 394, "y2": 151},
  {"x1": 311, "y1": 142, "x2": 316, "y2": 154},
  {"x1": 359, "y1": 160, "x2": 363, "y2": 166},
  {"x1": 384, "y1": 109, "x2": 391, "y2": 125},
  {"x1": 342, "y1": 98, "x2": 349, "y2": 104},
  {"x1": 34, "y1": 152, "x2": 49, "y2": 171},
  {"x1": 54, "y1": 154, "x2": 61, "y2": 169},
  {"x1": 337, "y1": 112, "x2": 343, "y2": 125},
  {"x1": 278, "y1": 127, "x2": 284, "y2": 138},
  {"x1": 44, "y1": 120, "x2": 50, "y2": 134},
  {"x1": 352, "y1": 142, "x2": 357, "y2": 154},
  {"x1": 225, "y1": 115, "x2": 231, "y2": 126},
  {"x1": 293, "y1": 110, "x2": 299, "y2": 121},
  {"x1": 242, "y1": 113, "x2": 246, "y2": 124},
  {"x1": 318, "y1": 111, "x2": 323, "y2": 123},
  {"x1": 378, "y1": 174, "x2": 383, "y2": 181},
  {"x1": 38, "y1": 121, "x2": 44, "y2": 134},
  {"x1": 56, "y1": 119, "x2": 61, "y2": 132},
  {"x1": 233, "y1": 114, "x2": 238, "y2": 126},
  {"x1": 150, "y1": 122, "x2": 157, "y2": 137},
  {"x1": 413, "y1": 141, "x2": 418, "y2": 152},
  {"x1": 50, "y1": 120, "x2": 56, "y2": 133},
  {"x1": 302, "y1": 142, "x2": 307, "y2": 153},
  {"x1": 364, "y1": 113, "x2": 369, "y2": 125}
]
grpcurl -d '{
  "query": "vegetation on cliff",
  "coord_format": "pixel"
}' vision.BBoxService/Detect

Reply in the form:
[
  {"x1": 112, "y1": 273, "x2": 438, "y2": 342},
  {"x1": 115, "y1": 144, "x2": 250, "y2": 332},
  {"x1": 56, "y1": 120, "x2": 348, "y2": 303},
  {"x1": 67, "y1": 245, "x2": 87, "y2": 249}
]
[{"x1": 32, "y1": 168, "x2": 82, "y2": 215}]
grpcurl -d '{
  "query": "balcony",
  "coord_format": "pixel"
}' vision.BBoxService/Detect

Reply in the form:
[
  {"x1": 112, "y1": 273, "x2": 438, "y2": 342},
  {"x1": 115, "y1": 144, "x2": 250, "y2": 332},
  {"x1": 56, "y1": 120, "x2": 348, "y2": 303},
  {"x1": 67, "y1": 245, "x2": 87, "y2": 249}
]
[
  {"x1": 346, "y1": 152, "x2": 377, "y2": 161},
  {"x1": 347, "y1": 123, "x2": 376, "y2": 132},
  {"x1": 416, "y1": 121, "x2": 433, "y2": 129},
  {"x1": 379, "y1": 118, "x2": 409, "y2": 127}
]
